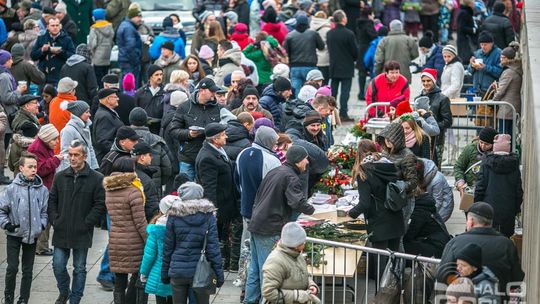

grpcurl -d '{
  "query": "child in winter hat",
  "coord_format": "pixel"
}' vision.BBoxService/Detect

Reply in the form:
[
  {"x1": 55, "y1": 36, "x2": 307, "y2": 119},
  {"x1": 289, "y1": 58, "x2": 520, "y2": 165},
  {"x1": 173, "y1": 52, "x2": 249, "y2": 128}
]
[{"x1": 493, "y1": 134, "x2": 511, "y2": 154}]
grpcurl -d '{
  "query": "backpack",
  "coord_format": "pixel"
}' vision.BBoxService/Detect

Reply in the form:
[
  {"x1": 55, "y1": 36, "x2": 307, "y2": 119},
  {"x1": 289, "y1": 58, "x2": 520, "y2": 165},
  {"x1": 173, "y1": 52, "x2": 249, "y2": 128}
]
[{"x1": 384, "y1": 180, "x2": 408, "y2": 212}]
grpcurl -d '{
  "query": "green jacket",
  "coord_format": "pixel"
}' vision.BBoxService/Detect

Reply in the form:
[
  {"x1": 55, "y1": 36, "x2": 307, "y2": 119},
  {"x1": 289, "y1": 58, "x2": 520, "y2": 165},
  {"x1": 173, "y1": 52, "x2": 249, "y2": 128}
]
[
  {"x1": 454, "y1": 141, "x2": 485, "y2": 187},
  {"x1": 243, "y1": 36, "x2": 279, "y2": 86},
  {"x1": 64, "y1": 0, "x2": 94, "y2": 45}
]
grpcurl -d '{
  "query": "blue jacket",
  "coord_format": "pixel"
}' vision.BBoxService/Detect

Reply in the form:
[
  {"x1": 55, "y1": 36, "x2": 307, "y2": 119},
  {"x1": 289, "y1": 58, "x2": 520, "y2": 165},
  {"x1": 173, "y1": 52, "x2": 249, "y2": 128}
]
[
  {"x1": 116, "y1": 18, "x2": 142, "y2": 65},
  {"x1": 140, "y1": 223, "x2": 172, "y2": 297},
  {"x1": 422, "y1": 44, "x2": 445, "y2": 81},
  {"x1": 468, "y1": 47, "x2": 503, "y2": 93},
  {"x1": 161, "y1": 199, "x2": 224, "y2": 287},
  {"x1": 259, "y1": 84, "x2": 286, "y2": 131},
  {"x1": 363, "y1": 36, "x2": 383, "y2": 76},
  {"x1": 149, "y1": 30, "x2": 186, "y2": 60},
  {"x1": 30, "y1": 30, "x2": 76, "y2": 84},
  {"x1": 0, "y1": 18, "x2": 7, "y2": 46}
]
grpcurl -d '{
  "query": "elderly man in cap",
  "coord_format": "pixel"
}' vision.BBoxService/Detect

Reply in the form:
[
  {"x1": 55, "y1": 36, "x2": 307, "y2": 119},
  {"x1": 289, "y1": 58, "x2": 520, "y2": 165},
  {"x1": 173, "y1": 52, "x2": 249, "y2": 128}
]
[
  {"x1": 93, "y1": 88, "x2": 124, "y2": 162},
  {"x1": 436, "y1": 202, "x2": 524, "y2": 294},
  {"x1": 132, "y1": 141, "x2": 160, "y2": 220},
  {"x1": 245, "y1": 145, "x2": 315, "y2": 304},
  {"x1": 8, "y1": 95, "x2": 40, "y2": 174},
  {"x1": 231, "y1": 85, "x2": 273, "y2": 120},
  {"x1": 59, "y1": 44, "x2": 98, "y2": 104},
  {"x1": 91, "y1": 74, "x2": 135, "y2": 125},
  {"x1": 168, "y1": 77, "x2": 222, "y2": 181},
  {"x1": 195, "y1": 122, "x2": 243, "y2": 272},
  {"x1": 468, "y1": 31, "x2": 503, "y2": 96},
  {"x1": 134, "y1": 64, "x2": 165, "y2": 135}
]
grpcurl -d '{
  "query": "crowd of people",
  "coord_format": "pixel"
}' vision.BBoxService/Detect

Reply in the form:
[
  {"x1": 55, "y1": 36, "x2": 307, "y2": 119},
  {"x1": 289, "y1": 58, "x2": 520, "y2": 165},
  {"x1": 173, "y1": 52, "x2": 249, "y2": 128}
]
[{"x1": 0, "y1": 0, "x2": 526, "y2": 303}]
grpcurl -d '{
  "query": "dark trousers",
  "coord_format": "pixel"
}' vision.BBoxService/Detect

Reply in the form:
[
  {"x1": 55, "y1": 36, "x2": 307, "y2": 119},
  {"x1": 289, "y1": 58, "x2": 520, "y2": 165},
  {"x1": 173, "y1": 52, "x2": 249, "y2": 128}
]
[
  {"x1": 155, "y1": 295, "x2": 173, "y2": 304},
  {"x1": 368, "y1": 237, "x2": 401, "y2": 283},
  {"x1": 5, "y1": 235, "x2": 37, "y2": 302},
  {"x1": 114, "y1": 273, "x2": 138, "y2": 303},
  {"x1": 331, "y1": 77, "x2": 353, "y2": 118},
  {"x1": 217, "y1": 216, "x2": 243, "y2": 270},
  {"x1": 171, "y1": 277, "x2": 210, "y2": 304},
  {"x1": 494, "y1": 219, "x2": 515, "y2": 238},
  {"x1": 94, "y1": 66, "x2": 110, "y2": 89},
  {"x1": 404, "y1": 21, "x2": 421, "y2": 37},
  {"x1": 357, "y1": 67, "x2": 368, "y2": 100},
  {"x1": 318, "y1": 66, "x2": 330, "y2": 86},
  {"x1": 420, "y1": 14, "x2": 440, "y2": 42}
]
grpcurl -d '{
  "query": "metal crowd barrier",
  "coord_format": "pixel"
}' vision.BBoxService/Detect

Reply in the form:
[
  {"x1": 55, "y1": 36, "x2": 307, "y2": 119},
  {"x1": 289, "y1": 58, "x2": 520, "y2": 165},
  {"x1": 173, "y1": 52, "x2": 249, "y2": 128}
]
[{"x1": 305, "y1": 237, "x2": 441, "y2": 304}]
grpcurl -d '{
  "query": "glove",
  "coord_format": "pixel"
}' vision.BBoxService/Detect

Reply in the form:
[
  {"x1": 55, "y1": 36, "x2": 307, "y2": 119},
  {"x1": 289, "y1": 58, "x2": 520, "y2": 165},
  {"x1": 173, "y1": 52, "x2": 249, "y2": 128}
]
[
  {"x1": 296, "y1": 290, "x2": 312, "y2": 303},
  {"x1": 140, "y1": 274, "x2": 147, "y2": 283},
  {"x1": 5, "y1": 223, "x2": 20, "y2": 232},
  {"x1": 309, "y1": 294, "x2": 321, "y2": 304},
  {"x1": 161, "y1": 276, "x2": 170, "y2": 284}
]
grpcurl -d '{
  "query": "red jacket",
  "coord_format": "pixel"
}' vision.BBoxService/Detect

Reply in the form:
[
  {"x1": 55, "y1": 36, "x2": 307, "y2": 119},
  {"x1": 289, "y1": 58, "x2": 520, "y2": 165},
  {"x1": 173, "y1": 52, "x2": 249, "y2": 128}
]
[
  {"x1": 261, "y1": 22, "x2": 289, "y2": 45},
  {"x1": 27, "y1": 137, "x2": 61, "y2": 190},
  {"x1": 230, "y1": 32, "x2": 254, "y2": 50},
  {"x1": 365, "y1": 73, "x2": 410, "y2": 117}
]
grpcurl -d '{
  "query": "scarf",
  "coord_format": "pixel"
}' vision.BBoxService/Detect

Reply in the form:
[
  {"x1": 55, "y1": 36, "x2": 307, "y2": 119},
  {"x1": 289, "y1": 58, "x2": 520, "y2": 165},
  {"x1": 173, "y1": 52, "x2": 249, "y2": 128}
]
[
  {"x1": 0, "y1": 65, "x2": 17, "y2": 90},
  {"x1": 405, "y1": 131, "x2": 417, "y2": 148},
  {"x1": 131, "y1": 178, "x2": 147, "y2": 204},
  {"x1": 156, "y1": 53, "x2": 180, "y2": 68}
]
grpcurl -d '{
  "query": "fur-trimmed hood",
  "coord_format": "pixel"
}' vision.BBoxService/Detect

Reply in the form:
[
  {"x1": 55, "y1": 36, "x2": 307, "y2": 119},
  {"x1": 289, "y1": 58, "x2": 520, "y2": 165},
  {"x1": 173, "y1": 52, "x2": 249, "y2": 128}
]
[
  {"x1": 103, "y1": 172, "x2": 138, "y2": 191},
  {"x1": 168, "y1": 198, "x2": 217, "y2": 217},
  {"x1": 12, "y1": 133, "x2": 35, "y2": 148}
]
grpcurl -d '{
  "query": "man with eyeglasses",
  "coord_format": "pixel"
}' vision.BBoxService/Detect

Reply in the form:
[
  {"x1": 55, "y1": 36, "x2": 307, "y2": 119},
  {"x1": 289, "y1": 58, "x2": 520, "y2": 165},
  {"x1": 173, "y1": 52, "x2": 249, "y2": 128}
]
[
  {"x1": 93, "y1": 88, "x2": 124, "y2": 163},
  {"x1": 30, "y1": 16, "x2": 75, "y2": 86}
]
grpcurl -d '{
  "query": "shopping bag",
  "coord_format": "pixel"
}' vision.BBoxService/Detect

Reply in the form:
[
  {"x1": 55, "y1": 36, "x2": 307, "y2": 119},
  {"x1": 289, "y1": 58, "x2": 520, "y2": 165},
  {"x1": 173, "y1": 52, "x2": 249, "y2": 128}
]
[
  {"x1": 370, "y1": 256, "x2": 403, "y2": 304},
  {"x1": 192, "y1": 222, "x2": 217, "y2": 294},
  {"x1": 459, "y1": 193, "x2": 474, "y2": 211},
  {"x1": 402, "y1": 261, "x2": 436, "y2": 304}
]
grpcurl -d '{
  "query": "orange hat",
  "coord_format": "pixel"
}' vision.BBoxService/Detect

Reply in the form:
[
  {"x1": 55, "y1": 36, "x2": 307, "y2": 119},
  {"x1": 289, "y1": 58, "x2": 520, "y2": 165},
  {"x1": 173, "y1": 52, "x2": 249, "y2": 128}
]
[{"x1": 396, "y1": 101, "x2": 413, "y2": 116}]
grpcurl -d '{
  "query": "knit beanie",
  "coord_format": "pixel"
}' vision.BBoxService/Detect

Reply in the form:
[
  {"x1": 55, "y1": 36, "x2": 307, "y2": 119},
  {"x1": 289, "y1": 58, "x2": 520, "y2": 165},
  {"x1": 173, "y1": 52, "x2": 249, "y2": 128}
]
[
  {"x1": 493, "y1": 134, "x2": 511, "y2": 154},
  {"x1": 420, "y1": 68, "x2": 438, "y2": 83},
  {"x1": 442, "y1": 44, "x2": 458, "y2": 57},
  {"x1": 76, "y1": 43, "x2": 92, "y2": 62},
  {"x1": 271, "y1": 64, "x2": 290, "y2": 80},
  {"x1": 389, "y1": 19, "x2": 403, "y2": 32},
  {"x1": 92, "y1": 8, "x2": 106, "y2": 21},
  {"x1": 316, "y1": 85, "x2": 332, "y2": 97},
  {"x1": 303, "y1": 110, "x2": 322, "y2": 126},
  {"x1": 10, "y1": 43, "x2": 24, "y2": 58},
  {"x1": 379, "y1": 122, "x2": 405, "y2": 151},
  {"x1": 147, "y1": 64, "x2": 163, "y2": 78},
  {"x1": 254, "y1": 126, "x2": 278, "y2": 150},
  {"x1": 501, "y1": 42, "x2": 519, "y2": 60},
  {"x1": 234, "y1": 23, "x2": 248, "y2": 34},
  {"x1": 306, "y1": 69, "x2": 324, "y2": 82},
  {"x1": 55, "y1": 1, "x2": 66, "y2": 14},
  {"x1": 0, "y1": 50, "x2": 11, "y2": 65},
  {"x1": 170, "y1": 91, "x2": 189, "y2": 107},
  {"x1": 478, "y1": 31, "x2": 494, "y2": 43},
  {"x1": 159, "y1": 195, "x2": 179, "y2": 215},
  {"x1": 242, "y1": 86, "x2": 259, "y2": 100},
  {"x1": 162, "y1": 16, "x2": 173, "y2": 29},
  {"x1": 198, "y1": 45, "x2": 215, "y2": 60},
  {"x1": 478, "y1": 127, "x2": 498, "y2": 144},
  {"x1": 67, "y1": 100, "x2": 90, "y2": 117},
  {"x1": 395, "y1": 101, "x2": 413, "y2": 117},
  {"x1": 224, "y1": 11, "x2": 238, "y2": 24},
  {"x1": 297, "y1": 85, "x2": 317, "y2": 103},
  {"x1": 456, "y1": 243, "x2": 483, "y2": 269},
  {"x1": 198, "y1": 10, "x2": 213, "y2": 23},
  {"x1": 273, "y1": 76, "x2": 292, "y2": 92},
  {"x1": 280, "y1": 222, "x2": 307, "y2": 248},
  {"x1": 299, "y1": 0, "x2": 313, "y2": 12},
  {"x1": 253, "y1": 117, "x2": 275, "y2": 134},
  {"x1": 127, "y1": 3, "x2": 142, "y2": 18},
  {"x1": 129, "y1": 107, "x2": 148, "y2": 126},
  {"x1": 262, "y1": 0, "x2": 277, "y2": 10},
  {"x1": 161, "y1": 40, "x2": 175, "y2": 52},
  {"x1": 122, "y1": 73, "x2": 136, "y2": 91},
  {"x1": 418, "y1": 31, "x2": 434, "y2": 48},
  {"x1": 178, "y1": 182, "x2": 204, "y2": 200},
  {"x1": 296, "y1": 14, "x2": 309, "y2": 26},
  {"x1": 286, "y1": 145, "x2": 308, "y2": 164},
  {"x1": 38, "y1": 124, "x2": 59, "y2": 142}
]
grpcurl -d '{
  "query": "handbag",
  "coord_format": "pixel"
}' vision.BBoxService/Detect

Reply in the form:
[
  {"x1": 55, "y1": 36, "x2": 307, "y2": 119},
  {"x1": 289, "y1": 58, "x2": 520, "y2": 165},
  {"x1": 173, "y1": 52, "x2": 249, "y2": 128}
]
[
  {"x1": 369, "y1": 255, "x2": 403, "y2": 304},
  {"x1": 192, "y1": 220, "x2": 217, "y2": 294}
]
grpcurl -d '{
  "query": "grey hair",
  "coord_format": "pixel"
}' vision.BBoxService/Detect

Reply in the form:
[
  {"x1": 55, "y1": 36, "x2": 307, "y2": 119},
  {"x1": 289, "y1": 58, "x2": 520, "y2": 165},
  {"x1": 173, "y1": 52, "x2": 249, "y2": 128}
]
[
  {"x1": 70, "y1": 139, "x2": 88, "y2": 155},
  {"x1": 468, "y1": 212, "x2": 492, "y2": 227}
]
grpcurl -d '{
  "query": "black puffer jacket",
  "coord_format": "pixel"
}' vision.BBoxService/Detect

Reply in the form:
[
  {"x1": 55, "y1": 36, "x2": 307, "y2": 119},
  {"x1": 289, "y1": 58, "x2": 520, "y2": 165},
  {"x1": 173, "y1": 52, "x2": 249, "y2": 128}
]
[
  {"x1": 474, "y1": 153, "x2": 523, "y2": 225},
  {"x1": 285, "y1": 121, "x2": 329, "y2": 176},
  {"x1": 283, "y1": 27, "x2": 325, "y2": 67},
  {"x1": 223, "y1": 119, "x2": 251, "y2": 162},
  {"x1": 135, "y1": 163, "x2": 160, "y2": 221},
  {"x1": 404, "y1": 193, "x2": 451, "y2": 258},
  {"x1": 134, "y1": 85, "x2": 165, "y2": 134},
  {"x1": 60, "y1": 55, "x2": 98, "y2": 104},
  {"x1": 348, "y1": 161, "x2": 405, "y2": 243},
  {"x1": 168, "y1": 91, "x2": 221, "y2": 165},
  {"x1": 355, "y1": 17, "x2": 378, "y2": 69},
  {"x1": 480, "y1": 13, "x2": 515, "y2": 50},
  {"x1": 282, "y1": 100, "x2": 314, "y2": 131}
]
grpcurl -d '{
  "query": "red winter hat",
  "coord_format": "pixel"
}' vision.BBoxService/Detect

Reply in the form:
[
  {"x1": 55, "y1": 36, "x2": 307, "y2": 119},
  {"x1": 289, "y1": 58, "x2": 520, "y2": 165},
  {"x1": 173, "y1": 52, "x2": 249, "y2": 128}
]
[
  {"x1": 396, "y1": 101, "x2": 413, "y2": 116},
  {"x1": 234, "y1": 23, "x2": 248, "y2": 34},
  {"x1": 420, "y1": 68, "x2": 438, "y2": 83}
]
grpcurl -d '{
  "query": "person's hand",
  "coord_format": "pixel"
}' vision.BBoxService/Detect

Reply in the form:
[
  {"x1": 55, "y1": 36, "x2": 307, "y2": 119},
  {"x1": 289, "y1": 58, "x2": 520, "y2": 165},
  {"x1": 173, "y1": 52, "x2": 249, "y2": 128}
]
[
  {"x1": 417, "y1": 109, "x2": 427, "y2": 116},
  {"x1": 140, "y1": 274, "x2": 147, "y2": 283},
  {"x1": 189, "y1": 130, "x2": 201, "y2": 138},
  {"x1": 55, "y1": 154, "x2": 64, "y2": 160},
  {"x1": 309, "y1": 285, "x2": 318, "y2": 295},
  {"x1": 5, "y1": 223, "x2": 20, "y2": 232},
  {"x1": 16, "y1": 84, "x2": 27, "y2": 93},
  {"x1": 476, "y1": 62, "x2": 486, "y2": 70},
  {"x1": 469, "y1": 56, "x2": 476, "y2": 66},
  {"x1": 41, "y1": 43, "x2": 50, "y2": 52},
  {"x1": 296, "y1": 290, "x2": 312, "y2": 303},
  {"x1": 456, "y1": 181, "x2": 465, "y2": 196}
]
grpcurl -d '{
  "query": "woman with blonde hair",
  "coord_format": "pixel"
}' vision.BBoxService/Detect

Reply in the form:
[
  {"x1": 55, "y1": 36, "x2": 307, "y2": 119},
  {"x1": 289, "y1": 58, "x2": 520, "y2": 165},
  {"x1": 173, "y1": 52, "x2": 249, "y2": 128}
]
[
  {"x1": 167, "y1": 70, "x2": 191, "y2": 93},
  {"x1": 179, "y1": 55, "x2": 206, "y2": 84},
  {"x1": 400, "y1": 114, "x2": 431, "y2": 159}
]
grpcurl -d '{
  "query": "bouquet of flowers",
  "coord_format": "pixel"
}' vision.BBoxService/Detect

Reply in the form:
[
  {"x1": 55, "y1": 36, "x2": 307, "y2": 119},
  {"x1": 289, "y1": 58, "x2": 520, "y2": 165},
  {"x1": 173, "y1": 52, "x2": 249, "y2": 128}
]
[
  {"x1": 313, "y1": 167, "x2": 353, "y2": 196},
  {"x1": 350, "y1": 120, "x2": 369, "y2": 139},
  {"x1": 328, "y1": 144, "x2": 357, "y2": 172}
]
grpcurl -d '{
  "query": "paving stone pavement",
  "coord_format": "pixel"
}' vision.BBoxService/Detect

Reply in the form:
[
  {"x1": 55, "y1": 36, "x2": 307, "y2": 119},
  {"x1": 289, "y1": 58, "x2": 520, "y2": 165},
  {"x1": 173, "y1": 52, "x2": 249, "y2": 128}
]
[{"x1": 0, "y1": 72, "x2": 466, "y2": 304}]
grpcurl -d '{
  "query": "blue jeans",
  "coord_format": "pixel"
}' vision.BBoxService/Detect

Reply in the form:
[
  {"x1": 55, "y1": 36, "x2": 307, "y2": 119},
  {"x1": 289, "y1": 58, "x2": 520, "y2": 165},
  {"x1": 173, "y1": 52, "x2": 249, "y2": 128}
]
[
  {"x1": 179, "y1": 162, "x2": 196, "y2": 181},
  {"x1": 53, "y1": 247, "x2": 89, "y2": 304},
  {"x1": 97, "y1": 215, "x2": 114, "y2": 283},
  {"x1": 243, "y1": 234, "x2": 280, "y2": 304},
  {"x1": 291, "y1": 67, "x2": 317, "y2": 97}
]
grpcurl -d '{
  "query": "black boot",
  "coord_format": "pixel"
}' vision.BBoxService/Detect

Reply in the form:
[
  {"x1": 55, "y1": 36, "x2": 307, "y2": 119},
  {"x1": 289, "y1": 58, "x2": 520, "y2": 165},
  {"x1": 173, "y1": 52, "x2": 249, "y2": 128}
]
[
  {"x1": 135, "y1": 287, "x2": 148, "y2": 304},
  {"x1": 3, "y1": 294, "x2": 14, "y2": 304},
  {"x1": 113, "y1": 291, "x2": 125, "y2": 304}
]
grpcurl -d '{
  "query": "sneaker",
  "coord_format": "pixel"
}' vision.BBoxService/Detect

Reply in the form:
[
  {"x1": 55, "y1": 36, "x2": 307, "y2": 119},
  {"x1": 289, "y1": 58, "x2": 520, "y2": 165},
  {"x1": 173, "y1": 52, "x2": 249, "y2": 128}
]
[
  {"x1": 54, "y1": 292, "x2": 70, "y2": 304},
  {"x1": 97, "y1": 279, "x2": 114, "y2": 291},
  {"x1": 340, "y1": 116, "x2": 355, "y2": 122},
  {"x1": 36, "y1": 248, "x2": 53, "y2": 256}
]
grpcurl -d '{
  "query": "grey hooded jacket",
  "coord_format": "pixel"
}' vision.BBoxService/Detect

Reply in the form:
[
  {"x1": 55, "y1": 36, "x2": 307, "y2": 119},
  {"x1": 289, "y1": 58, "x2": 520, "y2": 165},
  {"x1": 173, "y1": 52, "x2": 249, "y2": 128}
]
[
  {"x1": 59, "y1": 114, "x2": 100, "y2": 171},
  {"x1": 422, "y1": 158, "x2": 454, "y2": 222},
  {"x1": 0, "y1": 173, "x2": 49, "y2": 244}
]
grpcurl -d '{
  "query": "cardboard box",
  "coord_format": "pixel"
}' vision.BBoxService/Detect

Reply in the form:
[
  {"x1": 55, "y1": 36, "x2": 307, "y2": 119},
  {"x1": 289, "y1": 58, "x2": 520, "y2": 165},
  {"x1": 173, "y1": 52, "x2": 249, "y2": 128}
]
[
  {"x1": 451, "y1": 98, "x2": 468, "y2": 116},
  {"x1": 459, "y1": 193, "x2": 475, "y2": 211}
]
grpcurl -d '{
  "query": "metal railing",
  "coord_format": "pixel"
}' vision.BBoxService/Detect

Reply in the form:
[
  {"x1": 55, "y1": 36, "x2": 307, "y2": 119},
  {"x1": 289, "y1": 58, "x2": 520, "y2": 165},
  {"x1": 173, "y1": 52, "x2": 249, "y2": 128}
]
[{"x1": 305, "y1": 237, "x2": 440, "y2": 304}]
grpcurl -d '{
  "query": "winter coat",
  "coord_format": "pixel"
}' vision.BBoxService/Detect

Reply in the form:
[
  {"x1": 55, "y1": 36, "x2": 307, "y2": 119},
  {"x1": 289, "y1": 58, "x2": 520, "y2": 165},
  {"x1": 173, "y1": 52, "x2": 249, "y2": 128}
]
[
  {"x1": 422, "y1": 44, "x2": 445, "y2": 80},
  {"x1": 60, "y1": 13, "x2": 78, "y2": 42},
  {"x1": 0, "y1": 70, "x2": 21, "y2": 119},
  {"x1": 375, "y1": 31, "x2": 419, "y2": 82},
  {"x1": 63, "y1": 0, "x2": 92, "y2": 44},
  {"x1": 88, "y1": 20, "x2": 115, "y2": 67},
  {"x1": 243, "y1": 36, "x2": 279, "y2": 85},
  {"x1": 454, "y1": 141, "x2": 486, "y2": 187},
  {"x1": 356, "y1": 17, "x2": 378, "y2": 70},
  {"x1": 403, "y1": 193, "x2": 451, "y2": 258},
  {"x1": 99, "y1": 141, "x2": 132, "y2": 177},
  {"x1": 261, "y1": 21, "x2": 289, "y2": 45},
  {"x1": 327, "y1": 24, "x2": 359, "y2": 78},
  {"x1": 230, "y1": 32, "x2": 254, "y2": 50},
  {"x1": 416, "y1": 86, "x2": 453, "y2": 135},
  {"x1": 49, "y1": 93, "x2": 77, "y2": 140},
  {"x1": 348, "y1": 161, "x2": 405, "y2": 242},
  {"x1": 162, "y1": 199, "x2": 224, "y2": 287},
  {"x1": 262, "y1": 243, "x2": 318, "y2": 303},
  {"x1": 408, "y1": 134, "x2": 431, "y2": 159},
  {"x1": 474, "y1": 153, "x2": 523, "y2": 225},
  {"x1": 60, "y1": 55, "x2": 99, "y2": 104},
  {"x1": 236, "y1": 142, "x2": 281, "y2": 219},
  {"x1": 116, "y1": 18, "x2": 142, "y2": 66},
  {"x1": 11, "y1": 109, "x2": 39, "y2": 137},
  {"x1": 259, "y1": 84, "x2": 286, "y2": 130},
  {"x1": 383, "y1": 2, "x2": 401, "y2": 27},
  {"x1": 310, "y1": 17, "x2": 331, "y2": 67},
  {"x1": 27, "y1": 138, "x2": 60, "y2": 190},
  {"x1": 285, "y1": 123, "x2": 330, "y2": 176},
  {"x1": 134, "y1": 85, "x2": 165, "y2": 134},
  {"x1": 456, "y1": 5, "x2": 476, "y2": 64},
  {"x1": 91, "y1": 92, "x2": 135, "y2": 126},
  {"x1": 493, "y1": 60, "x2": 522, "y2": 119},
  {"x1": 249, "y1": 0, "x2": 260, "y2": 37},
  {"x1": 104, "y1": 172, "x2": 148, "y2": 273},
  {"x1": 149, "y1": 31, "x2": 186, "y2": 60},
  {"x1": 10, "y1": 56, "x2": 46, "y2": 86},
  {"x1": 470, "y1": 267, "x2": 502, "y2": 303},
  {"x1": 30, "y1": 30, "x2": 76, "y2": 85},
  {"x1": 283, "y1": 28, "x2": 325, "y2": 67},
  {"x1": 93, "y1": 104, "x2": 124, "y2": 163},
  {"x1": 59, "y1": 115, "x2": 99, "y2": 171},
  {"x1": 135, "y1": 163, "x2": 160, "y2": 221},
  {"x1": 440, "y1": 59, "x2": 465, "y2": 99},
  {"x1": 0, "y1": 173, "x2": 48, "y2": 244},
  {"x1": 48, "y1": 164, "x2": 105, "y2": 248},
  {"x1": 422, "y1": 158, "x2": 454, "y2": 222},
  {"x1": 195, "y1": 141, "x2": 240, "y2": 221},
  {"x1": 231, "y1": 104, "x2": 273, "y2": 121},
  {"x1": 341, "y1": 0, "x2": 362, "y2": 31},
  {"x1": 233, "y1": 0, "x2": 250, "y2": 26},
  {"x1": 437, "y1": 227, "x2": 524, "y2": 291},
  {"x1": 420, "y1": 0, "x2": 440, "y2": 15},
  {"x1": 412, "y1": 111, "x2": 440, "y2": 136},
  {"x1": 17, "y1": 30, "x2": 39, "y2": 61},
  {"x1": 365, "y1": 73, "x2": 411, "y2": 117},
  {"x1": 467, "y1": 46, "x2": 503, "y2": 94},
  {"x1": 223, "y1": 119, "x2": 251, "y2": 161},
  {"x1": 140, "y1": 223, "x2": 173, "y2": 297},
  {"x1": 249, "y1": 163, "x2": 315, "y2": 236},
  {"x1": 7, "y1": 134, "x2": 34, "y2": 174},
  {"x1": 286, "y1": 120, "x2": 327, "y2": 151},
  {"x1": 106, "y1": 0, "x2": 131, "y2": 30},
  {"x1": 168, "y1": 91, "x2": 221, "y2": 164},
  {"x1": 155, "y1": 54, "x2": 182, "y2": 85},
  {"x1": 132, "y1": 126, "x2": 173, "y2": 190},
  {"x1": 480, "y1": 13, "x2": 515, "y2": 50},
  {"x1": 214, "y1": 48, "x2": 243, "y2": 86}
]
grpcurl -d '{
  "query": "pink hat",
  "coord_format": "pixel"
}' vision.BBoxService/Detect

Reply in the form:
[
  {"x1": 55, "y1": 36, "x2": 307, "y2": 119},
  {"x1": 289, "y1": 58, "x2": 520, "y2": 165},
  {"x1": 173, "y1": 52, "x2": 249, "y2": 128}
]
[
  {"x1": 316, "y1": 85, "x2": 332, "y2": 97},
  {"x1": 122, "y1": 73, "x2": 135, "y2": 91},
  {"x1": 493, "y1": 134, "x2": 511, "y2": 154},
  {"x1": 420, "y1": 68, "x2": 438, "y2": 83},
  {"x1": 198, "y1": 45, "x2": 214, "y2": 60},
  {"x1": 234, "y1": 23, "x2": 248, "y2": 34}
]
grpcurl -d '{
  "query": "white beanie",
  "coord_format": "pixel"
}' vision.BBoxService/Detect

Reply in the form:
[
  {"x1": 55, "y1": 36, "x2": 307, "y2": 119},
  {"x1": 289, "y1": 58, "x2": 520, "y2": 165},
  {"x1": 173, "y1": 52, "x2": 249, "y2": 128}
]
[
  {"x1": 170, "y1": 91, "x2": 189, "y2": 108},
  {"x1": 159, "y1": 195, "x2": 180, "y2": 215},
  {"x1": 280, "y1": 222, "x2": 307, "y2": 248},
  {"x1": 297, "y1": 85, "x2": 318, "y2": 103},
  {"x1": 271, "y1": 64, "x2": 290, "y2": 80},
  {"x1": 389, "y1": 19, "x2": 403, "y2": 32}
]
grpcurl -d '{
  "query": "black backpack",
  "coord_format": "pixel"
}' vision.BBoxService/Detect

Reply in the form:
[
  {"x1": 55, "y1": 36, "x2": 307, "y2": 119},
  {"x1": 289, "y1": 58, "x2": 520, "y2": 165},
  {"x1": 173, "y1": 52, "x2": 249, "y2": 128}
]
[{"x1": 384, "y1": 180, "x2": 408, "y2": 212}]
